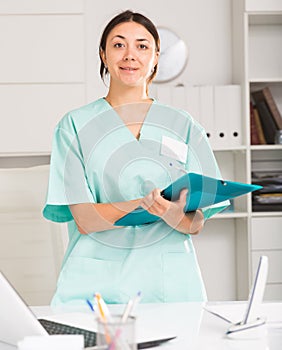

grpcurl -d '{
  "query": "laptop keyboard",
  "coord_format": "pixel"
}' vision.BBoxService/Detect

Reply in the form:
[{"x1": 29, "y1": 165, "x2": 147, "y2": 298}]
[
  {"x1": 38, "y1": 318, "x2": 176, "y2": 349},
  {"x1": 38, "y1": 318, "x2": 96, "y2": 347}
]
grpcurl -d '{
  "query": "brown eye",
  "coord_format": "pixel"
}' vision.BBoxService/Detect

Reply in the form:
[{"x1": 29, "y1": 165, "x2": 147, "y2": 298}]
[
  {"x1": 114, "y1": 43, "x2": 124, "y2": 48},
  {"x1": 139, "y1": 44, "x2": 148, "y2": 50}
]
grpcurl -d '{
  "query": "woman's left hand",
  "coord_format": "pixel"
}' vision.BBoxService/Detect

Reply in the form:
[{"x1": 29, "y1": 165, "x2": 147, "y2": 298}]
[{"x1": 140, "y1": 188, "x2": 204, "y2": 234}]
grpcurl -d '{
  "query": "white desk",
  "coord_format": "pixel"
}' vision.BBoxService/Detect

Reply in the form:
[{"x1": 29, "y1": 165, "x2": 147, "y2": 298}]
[{"x1": 1, "y1": 302, "x2": 282, "y2": 349}]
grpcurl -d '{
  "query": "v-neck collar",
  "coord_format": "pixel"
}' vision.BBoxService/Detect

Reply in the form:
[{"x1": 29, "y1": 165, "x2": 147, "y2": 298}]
[{"x1": 101, "y1": 97, "x2": 155, "y2": 142}]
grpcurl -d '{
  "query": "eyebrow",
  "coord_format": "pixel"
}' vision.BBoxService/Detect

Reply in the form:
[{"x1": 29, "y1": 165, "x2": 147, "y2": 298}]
[{"x1": 111, "y1": 35, "x2": 150, "y2": 42}]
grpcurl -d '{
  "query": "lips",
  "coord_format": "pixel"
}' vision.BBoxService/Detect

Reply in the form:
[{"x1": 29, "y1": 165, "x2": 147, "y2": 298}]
[{"x1": 120, "y1": 66, "x2": 138, "y2": 71}]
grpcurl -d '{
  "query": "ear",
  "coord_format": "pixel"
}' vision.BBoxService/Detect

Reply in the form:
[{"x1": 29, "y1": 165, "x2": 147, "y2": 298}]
[
  {"x1": 153, "y1": 51, "x2": 160, "y2": 67},
  {"x1": 100, "y1": 48, "x2": 107, "y2": 66}
]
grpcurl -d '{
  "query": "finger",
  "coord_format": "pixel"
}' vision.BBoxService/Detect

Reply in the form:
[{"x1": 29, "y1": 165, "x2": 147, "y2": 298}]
[
  {"x1": 141, "y1": 198, "x2": 164, "y2": 212},
  {"x1": 148, "y1": 204, "x2": 168, "y2": 216},
  {"x1": 142, "y1": 192, "x2": 154, "y2": 206},
  {"x1": 141, "y1": 188, "x2": 161, "y2": 207},
  {"x1": 152, "y1": 188, "x2": 162, "y2": 200},
  {"x1": 141, "y1": 198, "x2": 169, "y2": 216},
  {"x1": 179, "y1": 188, "x2": 188, "y2": 203}
]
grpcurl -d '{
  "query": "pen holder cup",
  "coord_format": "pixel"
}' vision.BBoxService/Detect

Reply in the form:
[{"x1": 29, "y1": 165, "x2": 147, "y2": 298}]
[{"x1": 96, "y1": 315, "x2": 137, "y2": 350}]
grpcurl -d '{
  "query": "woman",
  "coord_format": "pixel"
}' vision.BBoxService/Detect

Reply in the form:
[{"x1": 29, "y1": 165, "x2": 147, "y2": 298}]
[{"x1": 43, "y1": 10, "x2": 228, "y2": 306}]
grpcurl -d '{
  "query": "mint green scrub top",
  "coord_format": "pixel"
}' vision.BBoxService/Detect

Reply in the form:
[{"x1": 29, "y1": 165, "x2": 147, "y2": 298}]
[{"x1": 43, "y1": 98, "x2": 229, "y2": 306}]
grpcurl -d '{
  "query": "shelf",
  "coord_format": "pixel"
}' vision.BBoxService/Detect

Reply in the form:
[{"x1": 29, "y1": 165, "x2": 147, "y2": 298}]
[
  {"x1": 212, "y1": 212, "x2": 248, "y2": 219},
  {"x1": 213, "y1": 146, "x2": 247, "y2": 152},
  {"x1": 249, "y1": 78, "x2": 282, "y2": 83},
  {"x1": 0, "y1": 152, "x2": 51, "y2": 157},
  {"x1": 221, "y1": 0, "x2": 281, "y2": 229},
  {"x1": 250, "y1": 145, "x2": 282, "y2": 151},
  {"x1": 249, "y1": 13, "x2": 282, "y2": 25},
  {"x1": 252, "y1": 211, "x2": 282, "y2": 218},
  {"x1": 0, "y1": 154, "x2": 50, "y2": 168}
]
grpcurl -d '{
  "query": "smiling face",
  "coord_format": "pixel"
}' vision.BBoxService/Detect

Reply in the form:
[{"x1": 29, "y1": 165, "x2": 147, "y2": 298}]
[{"x1": 101, "y1": 21, "x2": 159, "y2": 89}]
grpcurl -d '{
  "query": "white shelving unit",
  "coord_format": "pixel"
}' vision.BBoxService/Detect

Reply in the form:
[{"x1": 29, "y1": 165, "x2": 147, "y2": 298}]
[{"x1": 232, "y1": 0, "x2": 282, "y2": 300}]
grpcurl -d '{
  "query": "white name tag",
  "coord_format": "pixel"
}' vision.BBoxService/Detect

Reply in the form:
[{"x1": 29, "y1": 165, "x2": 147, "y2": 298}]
[{"x1": 161, "y1": 136, "x2": 188, "y2": 163}]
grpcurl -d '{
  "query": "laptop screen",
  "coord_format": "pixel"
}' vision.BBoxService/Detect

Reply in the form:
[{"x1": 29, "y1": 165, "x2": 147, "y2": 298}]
[{"x1": 0, "y1": 272, "x2": 47, "y2": 346}]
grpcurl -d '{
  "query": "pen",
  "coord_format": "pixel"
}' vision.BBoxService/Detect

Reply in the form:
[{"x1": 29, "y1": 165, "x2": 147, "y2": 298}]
[
  {"x1": 109, "y1": 293, "x2": 142, "y2": 350},
  {"x1": 121, "y1": 291, "x2": 142, "y2": 323},
  {"x1": 86, "y1": 299, "x2": 95, "y2": 312},
  {"x1": 98, "y1": 293, "x2": 114, "y2": 322},
  {"x1": 95, "y1": 293, "x2": 107, "y2": 321},
  {"x1": 130, "y1": 291, "x2": 142, "y2": 316},
  {"x1": 121, "y1": 299, "x2": 133, "y2": 323},
  {"x1": 95, "y1": 293, "x2": 112, "y2": 344}
]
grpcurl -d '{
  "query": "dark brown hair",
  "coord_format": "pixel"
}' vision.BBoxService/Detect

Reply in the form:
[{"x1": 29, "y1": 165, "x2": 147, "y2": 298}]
[{"x1": 99, "y1": 10, "x2": 160, "y2": 84}]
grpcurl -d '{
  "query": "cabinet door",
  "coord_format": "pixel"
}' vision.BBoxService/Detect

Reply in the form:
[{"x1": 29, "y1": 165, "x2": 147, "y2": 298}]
[
  {"x1": 0, "y1": 166, "x2": 65, "y2": 305},
  {"x1": 0, "y1": 213, "x2": 65, "y2": 305},
  {"x1": 0, "y1": 9, "x2": 86, "y2": 153},
  {"x1": 245, "y1": 0, "x2": 282, "y2": 12},
  {"x1": 251, "y1": 217, "x2": 282, "y2": 250},
  {"x1": 251, "y1": 217, "x2": 282, "y2": 301}
]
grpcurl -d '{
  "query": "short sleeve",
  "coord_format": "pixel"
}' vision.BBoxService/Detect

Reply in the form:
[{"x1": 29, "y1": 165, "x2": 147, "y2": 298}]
[
  {"x1": 185, "y1": 119, "x2": 230, "y2": 220},
  {"x1": 43, "y1": 124, "x2": 96, "y2": 223}
]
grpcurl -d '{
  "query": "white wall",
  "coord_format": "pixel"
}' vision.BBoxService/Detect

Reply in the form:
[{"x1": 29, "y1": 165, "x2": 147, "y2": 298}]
[
  {"x1": 0, "y1": 0, "x2": 236, "y2": 303},
  {"x1": 0, "y1": 0, "x2": 233, "y2": 152},
  {"x1": 86, "y1": 0, "x2": 233, "y2": 101}
]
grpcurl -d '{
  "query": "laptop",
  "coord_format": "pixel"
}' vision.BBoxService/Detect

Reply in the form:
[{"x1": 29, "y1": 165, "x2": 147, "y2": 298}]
[
  {"x1": 0, "y1": 271, "x2": 175, "y2": 348},
  {"x1": 0, "y1": 272, "x2": 47, "y2": 346}
]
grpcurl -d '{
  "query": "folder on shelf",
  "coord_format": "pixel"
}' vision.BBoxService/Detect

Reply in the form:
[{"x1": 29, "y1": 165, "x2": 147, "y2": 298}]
[
  {"x1": 199, "y1": 85, "x2": 215, "y2": 147},
  {"x1": 185, "y1": 85, "x2": 200, "y2": 122},
  {"x1": 214, "y1": 85, "x2": 242, "y2": 148},
  {"x1": 114, "y1": 172, "x2": 262, "y2": 226},
  {"x1": 171, "y1": 84, "x2": 187, "y2": 110}
]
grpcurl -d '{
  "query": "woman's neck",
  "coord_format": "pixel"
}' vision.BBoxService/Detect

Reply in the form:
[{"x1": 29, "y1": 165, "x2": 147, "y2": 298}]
[{"x1": 105, "y1": 83, "x2": 151, "y2": 107}]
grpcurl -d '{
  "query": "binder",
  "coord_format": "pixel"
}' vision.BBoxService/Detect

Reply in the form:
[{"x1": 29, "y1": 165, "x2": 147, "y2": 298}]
[
  {"x1": 199, "y1": 86, "x2": 215, "y2": 147},
  {"x1": 171, "y1": 84, "x2": 187, "y2": 110},
  {"x1": 214, "y1": 85, "x2": 242, "y2": 148},
  {"x1": 186, "y1": 85, "x2": 201, "y2": 123},
  {"x1": 114, "y1": 172, "x2": 262, "y2": 226}
]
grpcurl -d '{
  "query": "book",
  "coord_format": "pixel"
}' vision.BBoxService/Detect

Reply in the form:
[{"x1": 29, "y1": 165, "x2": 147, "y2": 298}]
[
  {"x1": 252, "y1": 87, "x2": 282, "y2": 130},
  {"x1": 255, "y1": 100, "x2": 278, "y2": 144},
  {"x1": 250, "y1": 102, "x2": 260, "y2": 145},
  {"x1": 251, "y1": 87, "x2": 282, "y2": 144},
  {"x1": 253, "y1": 107, "x2": 266, "y2": 144}
]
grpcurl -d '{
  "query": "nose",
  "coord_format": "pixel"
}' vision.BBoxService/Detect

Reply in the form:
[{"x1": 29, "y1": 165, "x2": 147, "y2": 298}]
[
  {"x1": 124, "y1": 56, "x2": 135, "y2": 61},
  {"x1": 123, "y1": 46, "x2": 136, "y2": 61}
]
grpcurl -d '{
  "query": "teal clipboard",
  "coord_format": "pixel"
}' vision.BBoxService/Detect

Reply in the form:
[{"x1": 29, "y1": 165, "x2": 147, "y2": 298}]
[{"x1": 114, "y1": 172, "x2": 262, "y2": 226}]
